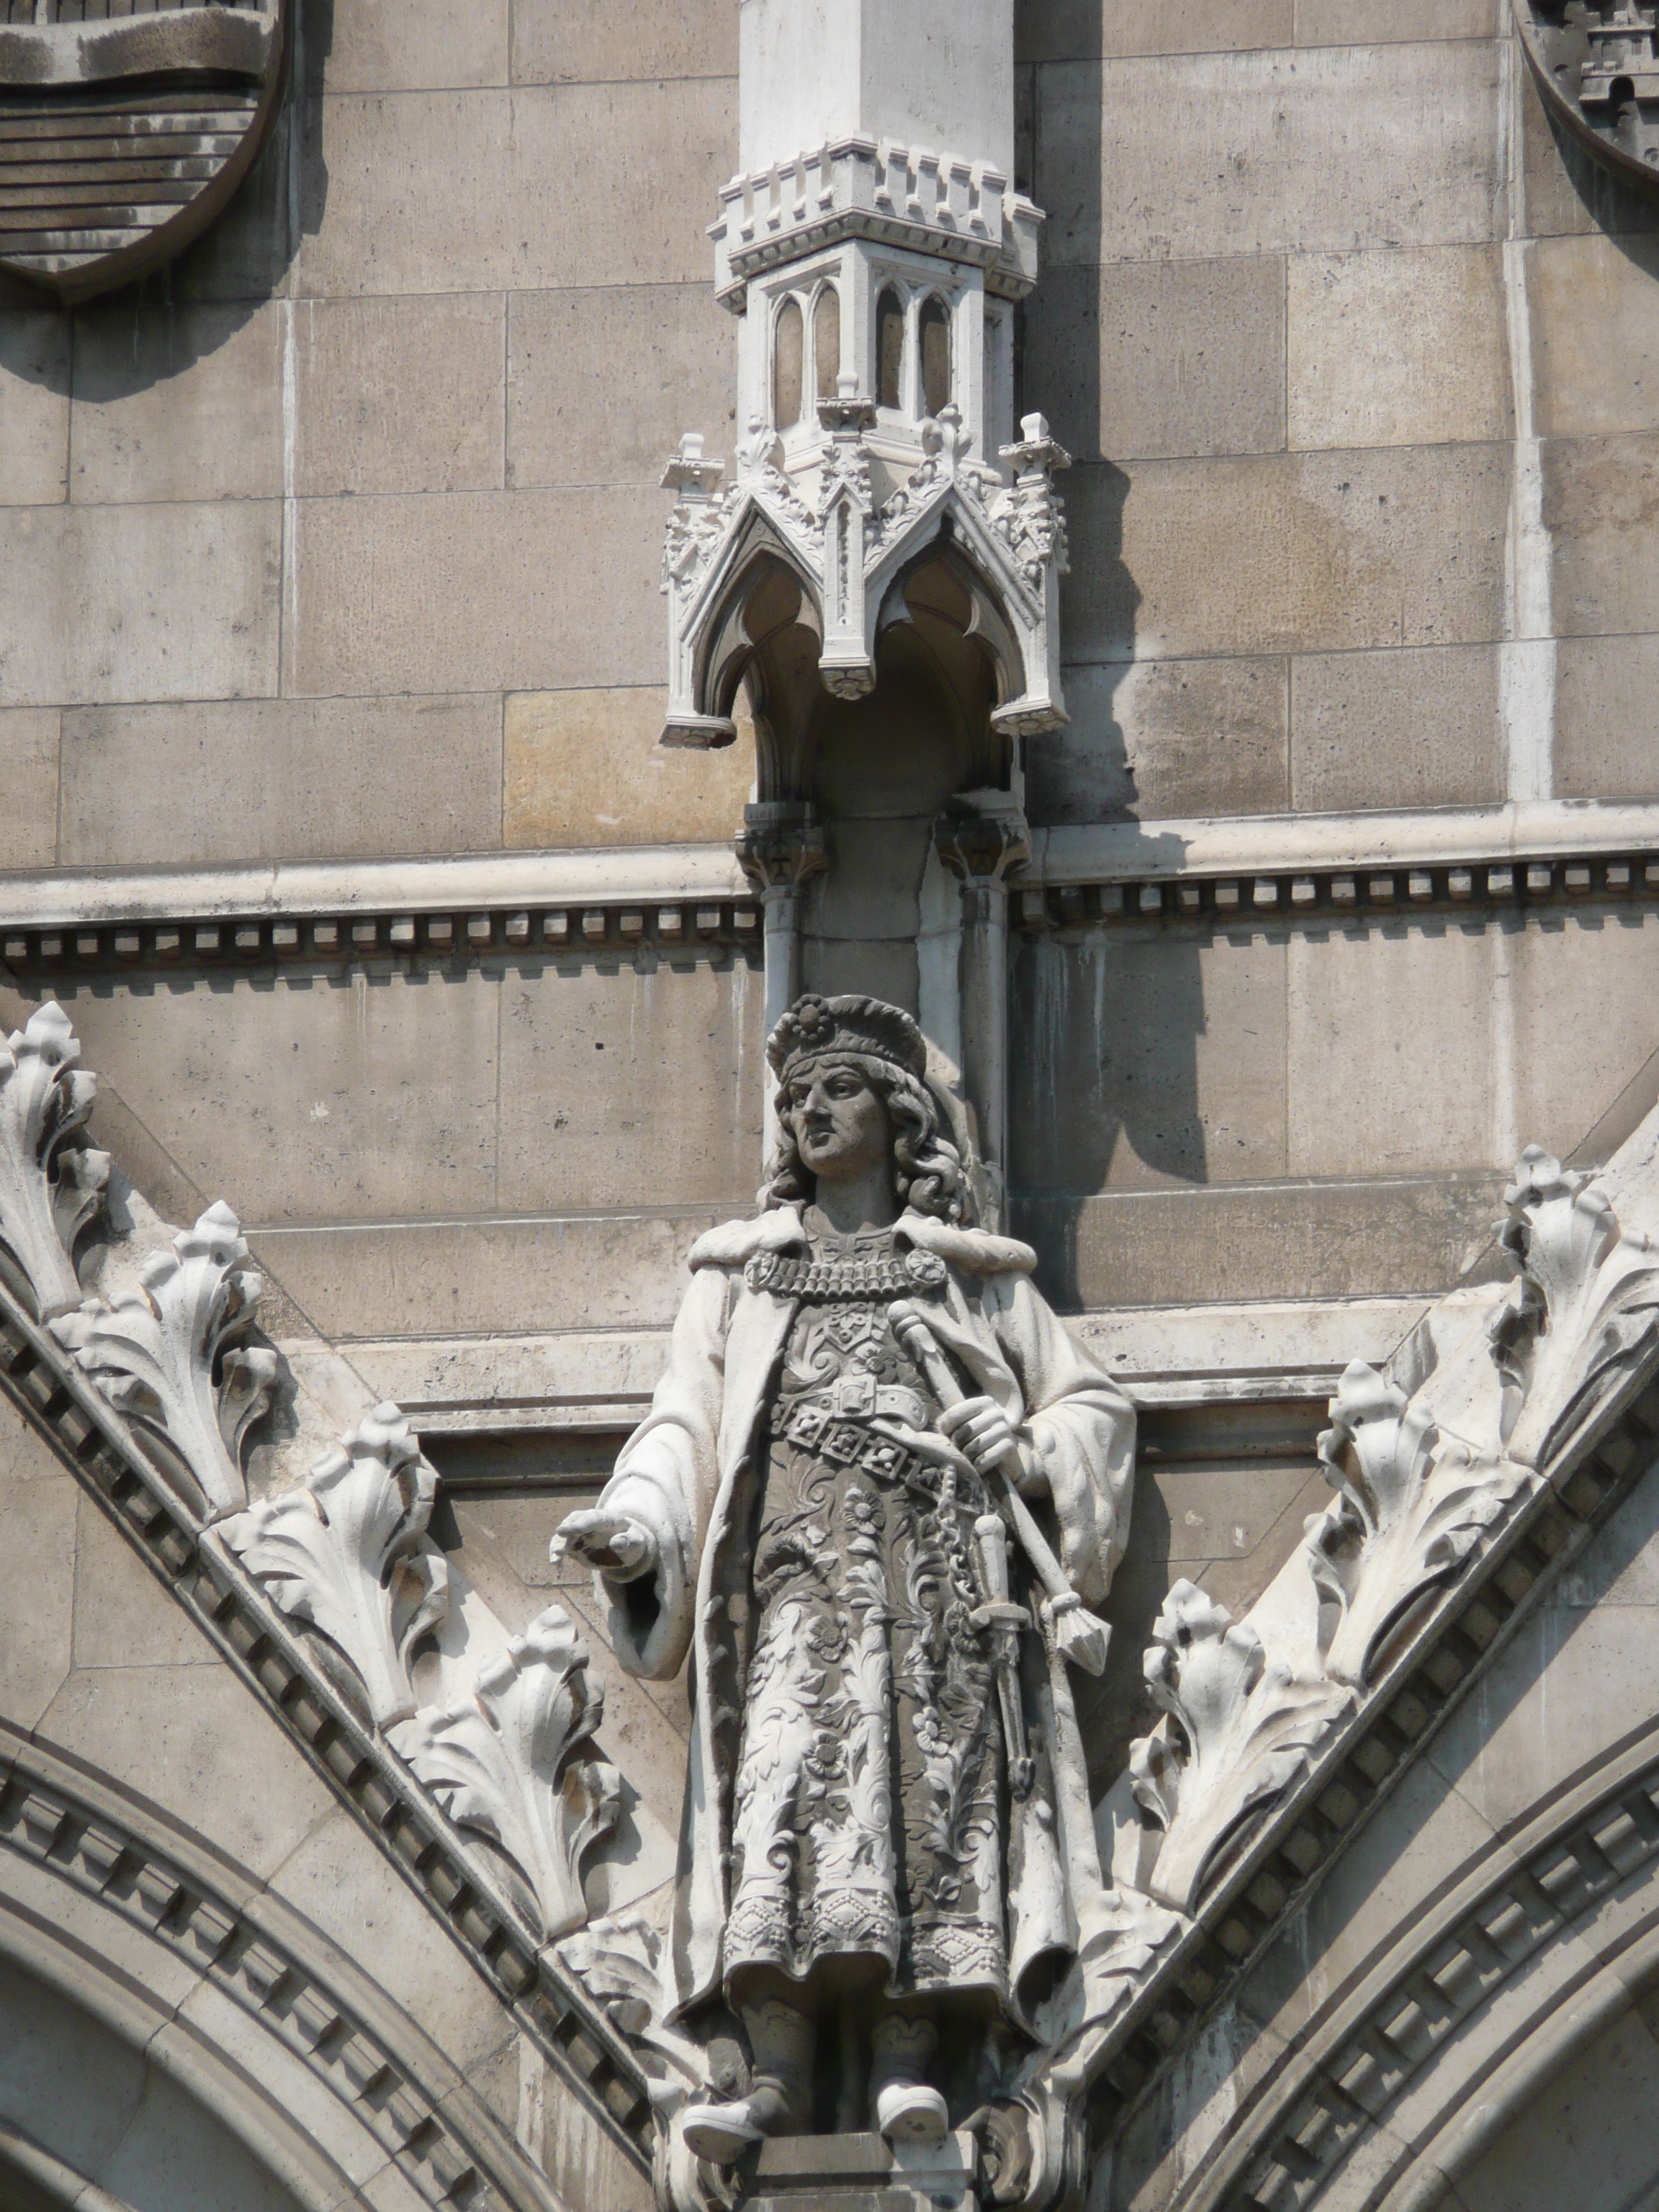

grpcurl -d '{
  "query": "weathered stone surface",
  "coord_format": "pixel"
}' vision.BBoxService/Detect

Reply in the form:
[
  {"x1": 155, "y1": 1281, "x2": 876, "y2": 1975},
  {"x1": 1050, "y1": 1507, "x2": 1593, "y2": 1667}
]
[
  {"x1": 1028, "y1": 657, "x2": 1289, "y2": 823},
  {"x1": 71, "y1": 1493, "x2": 217, "y2": 1671},
  {"x1": 495, "y1": 958, "x2": 765, "y2": 1212},
  {"x1": 1038, "y1": 42, "x2": 1502, "y2": 266},
  {"x1": 513, "y1": 0, "x2": 736, "y2": 85},
  {"x1": 60, "y1": 696, "x2": 503, "y2": 865},
  {"x1": 1287, "y1": 245, "x2": 1511, "y2": 451},
  {"x1": 1556, "y1": 633, "x2": 1659, "y2": 798},
  {"x1": 0, "y1": 309, "x2": 68, "y2": 505},
  {"x1": 0, "y1": 1414, "x2": 76, "y2": 1730},
  {"x1": 1532, "y1": 234, "x2": 1659, "y2": 445},
  {"x1": 1016, "y1": 0, "x2": 1292, "y2": 64},
  {"x1": 59, "y1": 967, "x2": 503, "y2": 1226},
  {"x1": 1015, "y1": 1171, "x2": 1503, "y2": 1308},
  {"x1": 0, "y1": 500, "x2": 279, "y2": 709},
  {"x1": 1295, "y1": 0, "x2": 1498, "y2": 39},
  {"x1": 1025, "y1": 257, "x2": 1285, "y2": 463},
  {"x1": 0, "y1": 708, "x2": 59, "y2": 868},
  {"x1": 1546, "y1": 432, "x2": 1659, "y2": 639},
  {"x1": 270, "y1": 1804, "x2": 518, "y2": 2079},
  {"x1": 504, "y1": 686, "x2": 752, "y2": 847},
  {"x1": 508, "y1": 285, "x2": 734, "y2": 489},
  {"x1": 293, "y1": 293, "x2": 506, "y2": 495},
  {"x1": 1425, "y1": 1469, "x2": 1659, "y2": 1833},
  {"x1": 37, "y1": 1659, "x2": 337, "y2": 1876},
  {"x1": 317, "y1": 0, "x2": 508, "y2": 93},
  {"x1": 248, "y1": 1209, "x2": 737, "y2": 1337},
  {"x1": 297, "y1": 81, "x2": 737, "y2": 299},
  {"x1": 1010, "y1": 930, "x2": 1290, "y2": 1194},
  {"x1": 1454, "y1": 2010, "x2": 1659, "y2": 2212},
  {"x1": 288, "y1": 485, "x2": 662, "y2": 697},
  {"x1": 1290, "y1": 644, "x2": 1501, "y2": 809},
  {"x1": 1064, "y1": 444, "x2": 1509, "y2": 663},
  {"x1": 69, "y1": 302, "x2": 284, "y2": 505},
  {"x1": 1506, "y1": 906, "x2": 1659, "y2": 1160},
  {"x1": 1285, "y1": 920, "x2": 1498, "y2": 1176}
]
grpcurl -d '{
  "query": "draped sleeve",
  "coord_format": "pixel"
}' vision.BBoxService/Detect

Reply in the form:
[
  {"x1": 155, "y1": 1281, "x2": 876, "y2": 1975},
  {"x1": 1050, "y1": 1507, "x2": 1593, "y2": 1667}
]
[
  {"x1": 589, "y1": 1261, "x2": 732, "y2": 1680},
  {"x1": 983, "y1": 1270, "x2": 1136, "y2": 1606}
]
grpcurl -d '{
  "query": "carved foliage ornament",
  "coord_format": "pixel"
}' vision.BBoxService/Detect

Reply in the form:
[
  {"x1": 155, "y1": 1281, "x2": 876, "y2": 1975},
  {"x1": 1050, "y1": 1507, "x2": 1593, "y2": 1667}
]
[
  {"x1": 0, "y1": 1000, "x2": 108, "y2": 1320},
  {"x1": 0, "y1": 0, "x2": 289, "y2": 305},
  {"x1": 53, "y1": 1200, "x2": 279, "y2": 1521},
  {"x1": 222, "y1": 1403, "x2": 449, "y2": 1728},
  {"x1": 1130, "y1": 1581, "x2": 1349, "y2": 1915},
  {"x1": 1515, "y1": 1, "x2": 1659, "y2": 198},
  {"x1": 1125, "y1": 1139, "x2": 1659, "y2": 1932},
  {"x1": 1309, "y1": 1360, "x2": 1537, "y2": 1689},
  {"x1": 391, "y1": 1608, "x2": 621, "y2": 1943}
]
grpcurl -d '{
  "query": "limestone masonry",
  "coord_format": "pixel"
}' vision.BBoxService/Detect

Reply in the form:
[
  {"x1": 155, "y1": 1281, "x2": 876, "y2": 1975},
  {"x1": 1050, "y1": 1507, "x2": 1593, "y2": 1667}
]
[{"x1": 8, "y1": 4, "x2": 1659, "y2": 2211}]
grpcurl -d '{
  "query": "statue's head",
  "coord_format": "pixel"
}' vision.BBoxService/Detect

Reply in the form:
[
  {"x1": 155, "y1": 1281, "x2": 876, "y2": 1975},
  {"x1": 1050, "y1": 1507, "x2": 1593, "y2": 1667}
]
[{"x1": 762, "y1": 994, "x2": 971, "y2": 1223}]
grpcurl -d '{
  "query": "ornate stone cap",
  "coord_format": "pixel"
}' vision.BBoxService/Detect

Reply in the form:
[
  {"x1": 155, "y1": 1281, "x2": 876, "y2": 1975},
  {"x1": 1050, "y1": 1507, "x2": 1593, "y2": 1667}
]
[{"x1": 765, "y1": 993, "x2": 927, "y2": 1083}]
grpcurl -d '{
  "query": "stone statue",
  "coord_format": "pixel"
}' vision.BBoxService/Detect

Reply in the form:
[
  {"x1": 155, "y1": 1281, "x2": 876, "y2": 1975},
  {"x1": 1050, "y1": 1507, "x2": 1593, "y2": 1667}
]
[{"x1": 553, "y1": 994, "x2": 1136, "y2": 2180}]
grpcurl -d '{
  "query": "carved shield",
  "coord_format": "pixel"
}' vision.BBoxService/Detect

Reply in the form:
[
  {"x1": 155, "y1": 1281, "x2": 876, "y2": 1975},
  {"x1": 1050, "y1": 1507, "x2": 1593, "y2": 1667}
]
[
  {"x1": 1514, "y1": 0, "x2": 1659, "y2": 191},
  {"x1": 0, "y1": 0, "x2": 286, "y2": 304}
]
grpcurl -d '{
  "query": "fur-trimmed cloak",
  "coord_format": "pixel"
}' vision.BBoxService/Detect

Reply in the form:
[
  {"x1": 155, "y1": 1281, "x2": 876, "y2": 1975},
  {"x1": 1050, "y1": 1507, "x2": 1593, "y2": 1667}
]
[{"x1": 588, "y1": 1207, "x2": 1136, "y2": 2022}]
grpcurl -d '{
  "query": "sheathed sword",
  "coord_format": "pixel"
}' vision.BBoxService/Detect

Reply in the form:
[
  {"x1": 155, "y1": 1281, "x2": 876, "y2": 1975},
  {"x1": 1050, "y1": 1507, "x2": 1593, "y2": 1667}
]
[
  {"x1": 888, "y1": 1300, "x2": 1112, "y2": 1678},
  {"x1": 971, "y1": 1509, "x2": 1035, "y2": 1799}
]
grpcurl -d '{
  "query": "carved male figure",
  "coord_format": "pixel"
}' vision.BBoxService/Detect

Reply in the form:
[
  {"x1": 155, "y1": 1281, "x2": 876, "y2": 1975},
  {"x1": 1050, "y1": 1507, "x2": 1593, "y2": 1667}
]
[{"x1": 554, "y1": 994, "x2": 1135, "y2": 2170}]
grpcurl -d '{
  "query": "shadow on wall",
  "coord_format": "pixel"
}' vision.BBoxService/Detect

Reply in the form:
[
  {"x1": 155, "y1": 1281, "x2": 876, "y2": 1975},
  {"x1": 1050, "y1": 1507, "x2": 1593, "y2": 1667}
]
[
  {"x1": 0, "y1": 0, "x2": 333, "y2": 403},
  {"x1": 1008, "y1": 0, "x2": 1205, "y2": 1308},
  {"x1": 1015, "y1": 0, "x2": 1143, "y2": 824}
]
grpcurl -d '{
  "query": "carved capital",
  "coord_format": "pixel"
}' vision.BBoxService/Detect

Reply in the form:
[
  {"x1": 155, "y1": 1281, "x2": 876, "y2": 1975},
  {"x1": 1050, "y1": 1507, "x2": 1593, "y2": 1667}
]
[
  {"x1": 934, "y1": 808, "x2": 1031, "y2": 888},
  {"x1": 737, "y1": 805, "x2": 830, "y2": 896}
]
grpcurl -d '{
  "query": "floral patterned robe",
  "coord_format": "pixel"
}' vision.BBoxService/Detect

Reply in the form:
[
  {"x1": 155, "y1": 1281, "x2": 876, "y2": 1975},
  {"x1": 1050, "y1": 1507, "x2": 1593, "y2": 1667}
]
[{"x1": 588, "y1": 1206, "x2": 1136, "y2": 2027}]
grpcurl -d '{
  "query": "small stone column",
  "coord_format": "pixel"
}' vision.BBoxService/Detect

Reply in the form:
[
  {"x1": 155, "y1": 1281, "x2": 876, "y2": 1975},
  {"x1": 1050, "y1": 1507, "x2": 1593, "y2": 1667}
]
[
  {"x1": 738, "y1": 801, "x2": 830, "y2": 1154},
  {"x1": 935, "y1": 805, "x2": 1030, "y2": 1228}
]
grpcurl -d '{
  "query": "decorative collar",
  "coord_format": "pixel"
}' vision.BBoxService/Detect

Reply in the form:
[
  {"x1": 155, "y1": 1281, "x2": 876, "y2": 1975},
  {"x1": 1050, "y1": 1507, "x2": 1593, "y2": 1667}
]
[{"x1": 688, "y1": 1207, "x2": 1036, "y2": 1280}]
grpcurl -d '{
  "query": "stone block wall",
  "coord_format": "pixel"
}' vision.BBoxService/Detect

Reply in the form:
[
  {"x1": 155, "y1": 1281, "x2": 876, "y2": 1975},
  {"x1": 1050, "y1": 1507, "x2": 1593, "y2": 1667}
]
[
  {"x1": 1019, "y1": 0, "x2": 1659, "y2": 824},
  {"x1": 0, "y1": 0, "x2": 752, "y2": 868},
  {"x1": 2, "y1": 0, "x2": 1659, "y2": 1327}
]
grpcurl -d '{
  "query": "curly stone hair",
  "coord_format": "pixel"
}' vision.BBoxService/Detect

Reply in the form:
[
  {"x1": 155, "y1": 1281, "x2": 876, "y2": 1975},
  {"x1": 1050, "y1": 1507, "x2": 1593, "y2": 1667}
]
[{"x1": 761, "y1": 1053, "x2": 974, "y2": 1224}]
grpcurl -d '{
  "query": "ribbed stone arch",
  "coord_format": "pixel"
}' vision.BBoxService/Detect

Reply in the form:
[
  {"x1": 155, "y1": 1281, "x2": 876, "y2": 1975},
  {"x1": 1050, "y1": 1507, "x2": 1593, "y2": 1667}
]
[{"x1": 0, "y1": 1726, "x2": 567, "y2": 2212}]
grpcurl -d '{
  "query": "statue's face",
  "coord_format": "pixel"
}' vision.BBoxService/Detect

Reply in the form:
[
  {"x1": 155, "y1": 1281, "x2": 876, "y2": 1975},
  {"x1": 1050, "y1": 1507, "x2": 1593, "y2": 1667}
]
[{"x1": 785, "y1": 1060, "x2": 892, "y2": 1184}]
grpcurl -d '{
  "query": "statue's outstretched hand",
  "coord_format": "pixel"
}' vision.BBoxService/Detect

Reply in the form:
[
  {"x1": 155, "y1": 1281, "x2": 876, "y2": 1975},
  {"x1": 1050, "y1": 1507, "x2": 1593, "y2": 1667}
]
[{"x1": 550, "y1": 1507, "x2": 657, "y2": 1581}]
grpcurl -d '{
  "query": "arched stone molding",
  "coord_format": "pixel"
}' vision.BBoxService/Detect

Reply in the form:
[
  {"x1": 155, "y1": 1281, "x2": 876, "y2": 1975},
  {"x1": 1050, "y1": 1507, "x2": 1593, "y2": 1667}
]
[
  {"x1": 0, "y1": 1723, "x2": 567, "y2": 2212},
  {"x1": 1118, "y1": 1670, "x2": 1659, "y2": 2211}
]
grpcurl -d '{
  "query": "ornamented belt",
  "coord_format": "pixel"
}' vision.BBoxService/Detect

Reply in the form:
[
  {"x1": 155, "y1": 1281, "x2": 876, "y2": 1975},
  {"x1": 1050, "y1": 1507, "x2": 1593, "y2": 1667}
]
[
  {"x1": 772, "y1": 1393, "x2": 978, "y2": 1511},
  {"x1": 745, "y1": 1246, "x2": 948, "y2": 1299}
]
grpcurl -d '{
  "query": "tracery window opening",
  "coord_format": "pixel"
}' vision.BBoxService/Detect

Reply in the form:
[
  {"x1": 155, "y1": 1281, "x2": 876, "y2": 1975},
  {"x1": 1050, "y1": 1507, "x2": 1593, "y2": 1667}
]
[
  {"x1": 773, "y1": 295, "x2": 805, "y2": 428},
  {"x1": 919, "y1": 295, "x2": 950, "y2": 418},
  {"x1": 813, "y1": 283, "x2": 841, "y2": 403},
  {"x1": 876, "y1": 284, "x2": 904, "y2": 411}
]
